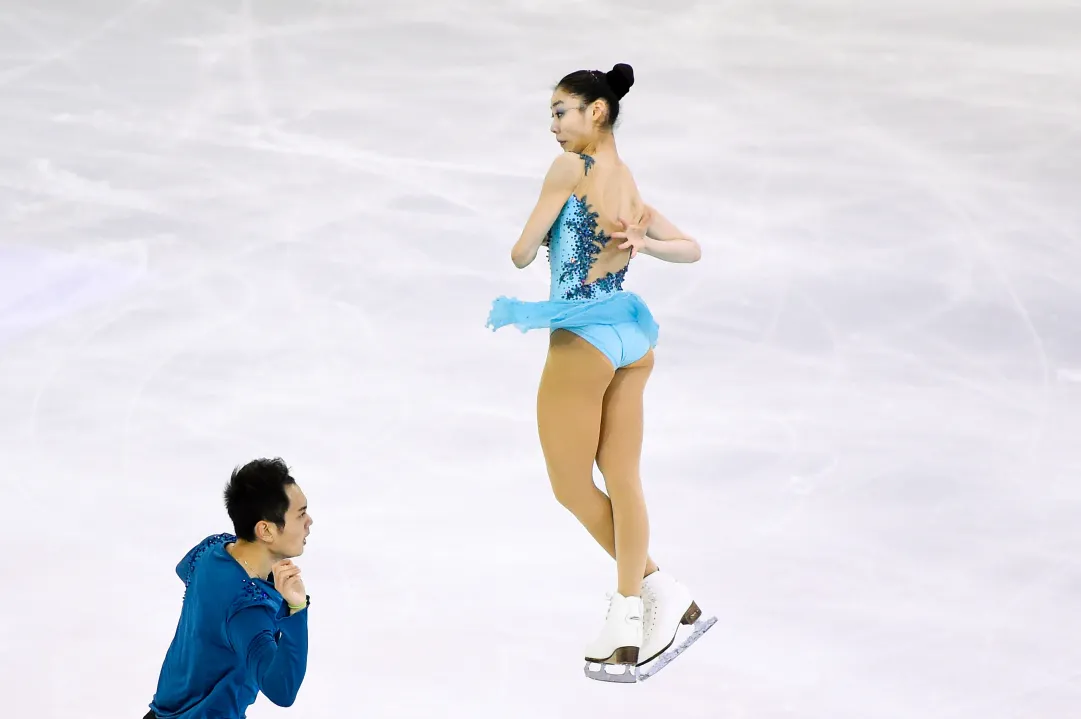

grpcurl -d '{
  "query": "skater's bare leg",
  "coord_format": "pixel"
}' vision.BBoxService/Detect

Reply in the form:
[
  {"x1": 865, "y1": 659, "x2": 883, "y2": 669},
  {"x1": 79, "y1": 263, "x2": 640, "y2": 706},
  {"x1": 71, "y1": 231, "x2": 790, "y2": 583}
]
[
  {"x1": 596, "y1": 350, "x2": 655, "y2": 599},
  {"x1": 537, "y1": 330, "x2": 658, "y2": 580}
]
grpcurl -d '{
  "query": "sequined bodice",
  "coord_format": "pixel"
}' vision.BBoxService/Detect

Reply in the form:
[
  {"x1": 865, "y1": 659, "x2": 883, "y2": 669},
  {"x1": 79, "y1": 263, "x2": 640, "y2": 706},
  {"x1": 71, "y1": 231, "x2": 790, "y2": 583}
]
[{"x1": 546, "y1": 194, "x2": 629, "y2": 301}]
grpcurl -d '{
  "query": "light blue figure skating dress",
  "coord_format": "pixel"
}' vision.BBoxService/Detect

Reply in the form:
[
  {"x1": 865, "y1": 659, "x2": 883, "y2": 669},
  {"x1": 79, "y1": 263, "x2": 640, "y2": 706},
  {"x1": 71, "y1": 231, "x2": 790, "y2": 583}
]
[{"x1": 486, "y1": 153, "x2": 659, "y2": 368}]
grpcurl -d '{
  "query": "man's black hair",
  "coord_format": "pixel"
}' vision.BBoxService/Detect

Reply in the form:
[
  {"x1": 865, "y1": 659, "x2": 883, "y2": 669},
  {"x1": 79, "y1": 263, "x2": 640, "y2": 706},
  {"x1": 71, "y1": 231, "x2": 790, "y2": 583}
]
[{"x1": 223, "y1": 457, "x2": 295, "y2": 541}]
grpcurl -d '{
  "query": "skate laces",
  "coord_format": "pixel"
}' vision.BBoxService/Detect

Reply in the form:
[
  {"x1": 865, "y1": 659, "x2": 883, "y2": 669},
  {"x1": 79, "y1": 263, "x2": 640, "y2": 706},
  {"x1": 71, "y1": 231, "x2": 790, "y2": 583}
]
[
  {"x1": 602, "y1": 591, "x2": 616, "y2": 619},
  {"x1": 602, "y1": 592, "x2": 644, "y2": 623},
  {"x1": 639, "y1": 583, "x2": 658, "y2": 629}
]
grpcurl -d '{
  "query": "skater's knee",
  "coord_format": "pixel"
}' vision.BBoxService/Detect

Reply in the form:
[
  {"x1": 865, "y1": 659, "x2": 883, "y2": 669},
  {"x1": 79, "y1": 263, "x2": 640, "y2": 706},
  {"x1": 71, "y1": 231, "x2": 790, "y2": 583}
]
[
  {"x1": 595, "y1": 439, "x2": 643, "y2": 489},
  {"x1": 550, "y1": 476, "x2": 601, "y2": 515},
  {"x1": 550, "y1": 479, "x2": 588, "y2": 511},
  {"x1": 594, "y1": 456, "x2": 618, "y2": 482},
  {"x1": 596, "y1": 462, "x2": 643, "y2": 497},
  {"x1": 599, "y1": 476, "x2": 646, "y2": 514}
]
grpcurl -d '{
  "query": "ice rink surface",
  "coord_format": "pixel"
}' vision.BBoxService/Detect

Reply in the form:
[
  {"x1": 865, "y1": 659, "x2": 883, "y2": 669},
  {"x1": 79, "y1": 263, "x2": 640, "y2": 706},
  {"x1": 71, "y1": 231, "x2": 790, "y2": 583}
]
[{"x1": 2, "y1": 1, "x2": 1080, "y2": 717}]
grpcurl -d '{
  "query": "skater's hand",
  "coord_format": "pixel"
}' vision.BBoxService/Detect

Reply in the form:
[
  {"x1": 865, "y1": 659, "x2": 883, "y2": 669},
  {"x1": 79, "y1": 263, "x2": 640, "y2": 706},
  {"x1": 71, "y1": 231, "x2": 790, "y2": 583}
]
[
  {"x1": 271, "y1": 559, "x2": 307, "y2": 612},
  {"x1": 612, "y1": 207, "x2": 653, "y2": 259}
]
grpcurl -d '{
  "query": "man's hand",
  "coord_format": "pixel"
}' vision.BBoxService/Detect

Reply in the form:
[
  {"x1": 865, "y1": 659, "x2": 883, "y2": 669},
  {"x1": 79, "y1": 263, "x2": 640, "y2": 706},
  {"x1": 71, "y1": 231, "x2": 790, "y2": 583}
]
[{"x1": 272, "y1": 559, "x2": 307, "y2": 612}]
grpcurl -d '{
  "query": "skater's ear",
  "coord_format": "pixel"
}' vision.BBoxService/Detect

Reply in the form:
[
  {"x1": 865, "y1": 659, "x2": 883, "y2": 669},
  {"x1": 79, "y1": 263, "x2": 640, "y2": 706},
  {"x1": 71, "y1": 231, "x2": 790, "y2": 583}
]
[{"x1": 253, "y1": 518, "x2": 277, "y2": 544}]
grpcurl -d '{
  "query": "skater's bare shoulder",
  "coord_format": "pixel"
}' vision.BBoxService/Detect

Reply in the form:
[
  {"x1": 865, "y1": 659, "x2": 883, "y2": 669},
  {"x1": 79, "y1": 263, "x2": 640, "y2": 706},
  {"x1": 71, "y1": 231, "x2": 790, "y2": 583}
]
[{"x1": 547, "y1": 151, "x2": 590, "y2": 184}]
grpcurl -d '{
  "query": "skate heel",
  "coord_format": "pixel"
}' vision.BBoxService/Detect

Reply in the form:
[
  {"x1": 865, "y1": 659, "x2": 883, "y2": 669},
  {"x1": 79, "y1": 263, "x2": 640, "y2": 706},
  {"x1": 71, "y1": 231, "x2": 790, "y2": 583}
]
[
  {"x1": 584, "y1": 645, "x2": 640, "y2": 683},
  {"x1": 587, "y1": 645, "x2": 640, "y2": 665},
  {"x1": 681, "y1": 601, "x2": 702, "y2": 626},
  {"x1": 584, "y1": 592, "x2": 643, "y2": 683}
]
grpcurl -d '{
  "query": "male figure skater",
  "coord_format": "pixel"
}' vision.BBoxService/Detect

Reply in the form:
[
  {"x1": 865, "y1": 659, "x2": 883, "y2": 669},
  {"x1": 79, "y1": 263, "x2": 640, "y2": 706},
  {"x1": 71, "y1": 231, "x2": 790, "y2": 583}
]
[{"x1": 145, "y1": 458, "x2": 313, "y2": 718}]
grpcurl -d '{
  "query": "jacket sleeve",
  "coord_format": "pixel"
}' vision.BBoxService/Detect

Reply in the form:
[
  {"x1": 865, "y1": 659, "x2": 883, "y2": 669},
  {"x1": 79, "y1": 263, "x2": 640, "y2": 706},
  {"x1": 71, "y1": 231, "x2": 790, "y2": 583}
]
[{"x1": 226, "y1": 603, "x2": 309, "y2": 707}]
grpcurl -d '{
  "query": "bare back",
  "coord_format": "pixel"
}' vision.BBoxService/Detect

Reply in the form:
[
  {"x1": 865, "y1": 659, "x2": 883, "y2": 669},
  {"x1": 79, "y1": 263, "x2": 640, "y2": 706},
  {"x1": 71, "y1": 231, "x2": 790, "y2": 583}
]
[{"x1": 573, "y1": 153, "x2": 645, "y2": 284}]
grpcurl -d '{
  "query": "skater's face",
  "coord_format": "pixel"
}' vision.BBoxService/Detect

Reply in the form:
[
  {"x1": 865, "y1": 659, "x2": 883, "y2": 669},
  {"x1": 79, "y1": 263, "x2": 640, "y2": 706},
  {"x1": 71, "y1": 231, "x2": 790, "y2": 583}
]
[
  {"x1": 265, "y1": 483, "x2": 312, "y2": 559},
  {"x1": 550, "y1": 88, "x2": 605, "y2": 152}
]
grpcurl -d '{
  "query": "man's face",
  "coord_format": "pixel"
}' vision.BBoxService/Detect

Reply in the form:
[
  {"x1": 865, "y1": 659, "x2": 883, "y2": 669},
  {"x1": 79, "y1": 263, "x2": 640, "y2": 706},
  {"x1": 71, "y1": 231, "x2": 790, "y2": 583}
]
[{"x1": 269, "y1": 483, "x2": 311, "y2": 559}]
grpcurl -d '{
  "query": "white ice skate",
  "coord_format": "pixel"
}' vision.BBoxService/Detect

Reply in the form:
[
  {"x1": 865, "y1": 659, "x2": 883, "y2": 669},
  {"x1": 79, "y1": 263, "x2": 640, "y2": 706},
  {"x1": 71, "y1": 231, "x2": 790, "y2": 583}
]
[
  {"x1": 583, "y1": 592, "x2": 643, "y2": 684},
  {"x1": 637, "y1": 571, "x2": 717, "y2": 680}
]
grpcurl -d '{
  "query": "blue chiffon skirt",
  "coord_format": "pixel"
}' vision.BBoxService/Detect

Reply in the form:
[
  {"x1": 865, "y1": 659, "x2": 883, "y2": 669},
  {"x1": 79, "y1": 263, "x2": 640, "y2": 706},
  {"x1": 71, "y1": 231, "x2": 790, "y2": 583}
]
[{"x1": 485, "y1": 291, "x2": 660, "y2": 347}]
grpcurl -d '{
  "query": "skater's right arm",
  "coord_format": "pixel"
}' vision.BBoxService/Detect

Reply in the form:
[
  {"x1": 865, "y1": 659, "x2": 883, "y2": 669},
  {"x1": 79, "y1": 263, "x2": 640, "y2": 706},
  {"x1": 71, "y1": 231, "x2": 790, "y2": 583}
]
[
  {"x1": 227, "y1": 605, "x2": 309, "y2": 707},
  {"x1": 640, "y1": 206, "x2": 702, "y2": 263},
  {"x1": 510, "y1": 152, "x2": 584, "y2": 268}
]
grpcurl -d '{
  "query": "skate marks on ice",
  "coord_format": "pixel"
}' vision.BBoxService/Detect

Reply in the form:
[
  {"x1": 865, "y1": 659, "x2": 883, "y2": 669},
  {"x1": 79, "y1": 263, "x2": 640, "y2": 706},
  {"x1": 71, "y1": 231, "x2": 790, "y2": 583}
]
[{"x1": 582, "y1": 614, "x2": 719, "y2": 684}]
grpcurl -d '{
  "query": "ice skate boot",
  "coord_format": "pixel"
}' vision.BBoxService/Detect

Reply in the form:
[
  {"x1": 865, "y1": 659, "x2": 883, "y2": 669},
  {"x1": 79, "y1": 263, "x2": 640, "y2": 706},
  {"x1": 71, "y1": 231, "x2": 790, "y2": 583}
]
[
  {"x1": 583, "y1": 592, "x2": 643, "y2": 684},
  {"x1": 637, "y1": 571, "x2": 717, "y2": 680}
]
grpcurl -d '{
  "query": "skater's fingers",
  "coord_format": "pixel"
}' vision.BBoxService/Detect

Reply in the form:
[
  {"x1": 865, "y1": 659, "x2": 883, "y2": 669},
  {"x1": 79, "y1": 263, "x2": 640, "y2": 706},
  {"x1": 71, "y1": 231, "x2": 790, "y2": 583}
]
[{"x1": 274, "y1": 567, "x2": 300, "y2": 583}]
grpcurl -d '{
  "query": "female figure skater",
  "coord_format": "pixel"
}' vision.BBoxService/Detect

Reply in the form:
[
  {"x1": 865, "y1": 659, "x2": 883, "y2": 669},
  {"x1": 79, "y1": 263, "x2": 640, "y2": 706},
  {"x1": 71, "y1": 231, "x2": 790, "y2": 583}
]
[{"x1": 486, "y1": 63, "x2": 708, "y2": 682}]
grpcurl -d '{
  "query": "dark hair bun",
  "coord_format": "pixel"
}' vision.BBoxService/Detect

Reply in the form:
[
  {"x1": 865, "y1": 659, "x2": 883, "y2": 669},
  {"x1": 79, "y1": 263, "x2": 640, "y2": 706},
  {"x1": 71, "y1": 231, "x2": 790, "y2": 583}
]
[{"x1": 605, "y1": 63, "x2": 634, "y2": 100}]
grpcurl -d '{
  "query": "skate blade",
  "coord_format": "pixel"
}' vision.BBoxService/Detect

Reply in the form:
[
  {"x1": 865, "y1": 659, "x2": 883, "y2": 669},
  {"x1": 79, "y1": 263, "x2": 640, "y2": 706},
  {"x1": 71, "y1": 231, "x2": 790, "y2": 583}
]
[
  {"x1": 583, "y1": 660, "x2": 639, "y2": 683},
  {"x1": 638, "y1": 615, "x2": 717, "y2": 681}
]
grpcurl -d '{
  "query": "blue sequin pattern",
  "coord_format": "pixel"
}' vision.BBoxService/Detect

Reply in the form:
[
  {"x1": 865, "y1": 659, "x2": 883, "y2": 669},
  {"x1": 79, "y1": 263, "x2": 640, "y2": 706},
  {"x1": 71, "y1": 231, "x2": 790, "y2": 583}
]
[
  {"x1": 547, "y1": 194, "x2": 627, "y2": 301},
  {"x1": 580, "y1": 152, "x2": 595, "y2": 176},
  {"x1": 237, "y1": 577, "x2": 276, "y2": 611},
  {"x1": 180, "y1": 533, "x2": 236, "y2": 587}
]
